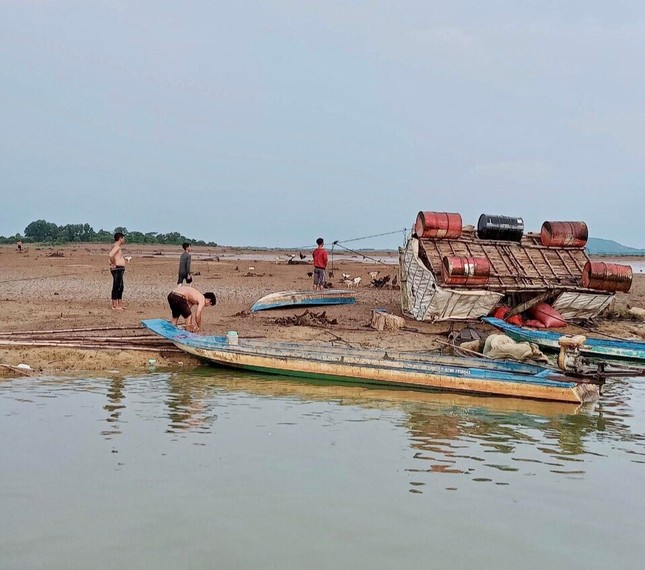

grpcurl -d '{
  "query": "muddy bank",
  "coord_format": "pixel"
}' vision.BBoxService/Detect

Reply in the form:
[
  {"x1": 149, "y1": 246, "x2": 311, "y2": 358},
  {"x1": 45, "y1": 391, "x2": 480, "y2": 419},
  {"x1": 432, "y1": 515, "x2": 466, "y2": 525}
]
[
  {"x1": 0, "y1": 347, "x2": 200, "y2": 377},
  {"x1": 0, "y1": 244, "x2": 643, "y2": 374}
]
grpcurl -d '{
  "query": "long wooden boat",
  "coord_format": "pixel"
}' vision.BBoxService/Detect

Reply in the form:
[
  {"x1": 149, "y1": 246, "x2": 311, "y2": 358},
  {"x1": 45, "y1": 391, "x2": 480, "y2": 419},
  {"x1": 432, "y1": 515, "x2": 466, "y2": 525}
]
[
  {"x1": 142, "y1": 319, "x2": 598, "y2": 404},
  {"x1": 250, "y1": 289, "x2": 355, "y2": 312},
  {"x1": 483, "y1": 316, "x2": 645, "y2": 363}
]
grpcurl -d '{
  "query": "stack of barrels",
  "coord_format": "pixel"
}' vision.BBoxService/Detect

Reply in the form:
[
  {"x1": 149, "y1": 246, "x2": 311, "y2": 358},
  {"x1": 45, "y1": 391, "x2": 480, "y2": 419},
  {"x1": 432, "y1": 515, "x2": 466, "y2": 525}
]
[
  {"x1": 413, "y1": 210, "x2": 633, "y2": 293},
  {"x1": 539, "y1": 220, "x2": 631, "y2": 292}
]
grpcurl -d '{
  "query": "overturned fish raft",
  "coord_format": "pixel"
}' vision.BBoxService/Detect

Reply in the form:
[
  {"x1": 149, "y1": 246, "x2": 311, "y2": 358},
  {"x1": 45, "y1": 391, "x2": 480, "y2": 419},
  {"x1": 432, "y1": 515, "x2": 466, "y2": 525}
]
[
  {"x1": 142, "y1": 319, "x2": 599, "y2": 404},
  {"x1": 400, "y1": 211, "x2": 620, "y2": 322}
]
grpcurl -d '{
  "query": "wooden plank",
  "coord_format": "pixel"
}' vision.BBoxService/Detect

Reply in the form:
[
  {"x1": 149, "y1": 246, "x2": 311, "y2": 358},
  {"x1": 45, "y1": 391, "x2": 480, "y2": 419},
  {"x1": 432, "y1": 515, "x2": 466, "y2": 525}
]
[{"x1": 506, "y1": 291, "x2": 554, "y2": 317}]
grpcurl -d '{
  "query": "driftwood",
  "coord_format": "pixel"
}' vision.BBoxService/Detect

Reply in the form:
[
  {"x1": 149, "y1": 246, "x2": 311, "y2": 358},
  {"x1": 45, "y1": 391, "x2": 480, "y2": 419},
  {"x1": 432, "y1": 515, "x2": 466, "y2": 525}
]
[
  {"x1": 0, "y1": 363, "x2": 34, "y2": 376},
  {"x1": 274, "y1": 310, "x2": 338, "y2": 327}
]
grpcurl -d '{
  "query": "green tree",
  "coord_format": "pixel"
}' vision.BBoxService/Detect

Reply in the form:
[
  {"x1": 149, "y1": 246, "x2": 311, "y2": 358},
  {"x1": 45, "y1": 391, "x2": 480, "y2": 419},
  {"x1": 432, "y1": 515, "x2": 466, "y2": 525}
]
[{"x1": 24, "y1": 220, "x2": 59, "y2": 241}]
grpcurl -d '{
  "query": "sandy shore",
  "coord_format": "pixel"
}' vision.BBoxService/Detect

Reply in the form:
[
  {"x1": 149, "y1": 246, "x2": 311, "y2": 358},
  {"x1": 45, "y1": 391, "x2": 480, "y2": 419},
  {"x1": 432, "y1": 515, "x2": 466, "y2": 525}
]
[{"x1": 1, "y1": 244, "x2": 644, "y2": 375}]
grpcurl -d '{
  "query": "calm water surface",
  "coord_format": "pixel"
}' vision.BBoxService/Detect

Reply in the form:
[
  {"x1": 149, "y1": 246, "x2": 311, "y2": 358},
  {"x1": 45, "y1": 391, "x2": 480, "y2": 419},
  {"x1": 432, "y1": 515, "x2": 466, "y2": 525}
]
[{"x1": 1, "y1": 368, "x2": 644, "y2": 569}]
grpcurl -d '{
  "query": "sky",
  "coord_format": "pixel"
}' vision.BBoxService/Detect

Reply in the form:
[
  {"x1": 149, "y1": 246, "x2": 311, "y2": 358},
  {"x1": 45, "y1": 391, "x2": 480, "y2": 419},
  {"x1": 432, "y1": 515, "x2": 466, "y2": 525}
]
[{"x1": 1, "y1": 1, "x2": 644, "y2": 249}]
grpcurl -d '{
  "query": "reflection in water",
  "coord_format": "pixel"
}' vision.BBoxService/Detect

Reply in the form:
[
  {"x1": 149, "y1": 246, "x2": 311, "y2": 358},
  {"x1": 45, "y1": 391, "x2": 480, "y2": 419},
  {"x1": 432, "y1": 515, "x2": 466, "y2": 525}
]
[
  {"x1": 2, "y1": 368, "x2": 644, "y2": 489},
  {"x1": 2, "y1": 369, "x2": 645, "y2": 569},
  {"x1": 102, "y1": 376, "x2": 125, "y2": 438},
  {"x1": 165, "y1": 375, "x2": 218, "y2": 435},
  {"x1": 186, "y1": 369, "x2": 645, "y2": 492}
]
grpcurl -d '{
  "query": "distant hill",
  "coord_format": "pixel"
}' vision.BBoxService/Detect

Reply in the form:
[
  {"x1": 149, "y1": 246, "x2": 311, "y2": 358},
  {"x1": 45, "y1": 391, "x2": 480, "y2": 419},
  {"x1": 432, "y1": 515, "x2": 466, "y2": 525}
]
[{"x1": 586, "y1": 238, "x2": 645, "y2": 256}]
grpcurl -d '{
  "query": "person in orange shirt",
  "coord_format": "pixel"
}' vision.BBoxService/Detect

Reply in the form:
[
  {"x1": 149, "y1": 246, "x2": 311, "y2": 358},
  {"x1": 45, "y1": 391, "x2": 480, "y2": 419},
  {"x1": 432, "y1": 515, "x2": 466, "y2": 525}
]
[{"x1": 312, "y1": 237, "x2": 328, "y2": 290}]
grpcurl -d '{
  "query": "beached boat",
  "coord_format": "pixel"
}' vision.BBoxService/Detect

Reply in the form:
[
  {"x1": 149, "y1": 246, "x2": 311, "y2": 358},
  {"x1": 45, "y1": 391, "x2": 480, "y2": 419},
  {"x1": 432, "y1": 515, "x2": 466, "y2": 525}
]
[
  {"x1": 483, "y1": 317, "x2": 645, "y2": 363},
  {"x1": 142, "y1": 319, "x2": 599, "y2": 404},
  {"x1": 250, "y1": 289, "x2": 356, "y2": 312}
]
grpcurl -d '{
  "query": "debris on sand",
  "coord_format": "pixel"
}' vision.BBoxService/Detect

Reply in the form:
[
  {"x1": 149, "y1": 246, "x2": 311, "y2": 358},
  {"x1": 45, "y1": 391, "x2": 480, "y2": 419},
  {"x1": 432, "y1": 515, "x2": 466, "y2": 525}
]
[
  {"x1": 232, "y1": 310, "x2": 250, "y2": 317},
  {"x1": 370, "y1": 309, "x2": 404, "y2": 331},
  {"x1": 47, "y1": 251, "x2": 65, "y2": 258},
  {"x1": 274, "y1": 310, "x2": 338, "y2": 327}
]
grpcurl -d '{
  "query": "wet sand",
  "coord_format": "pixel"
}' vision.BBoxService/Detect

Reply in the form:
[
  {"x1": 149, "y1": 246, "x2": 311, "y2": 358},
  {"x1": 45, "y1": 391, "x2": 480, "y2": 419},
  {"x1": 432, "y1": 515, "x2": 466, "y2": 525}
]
[{"x1": 0, "y1": 244, "x2": 644, "y2": 374}]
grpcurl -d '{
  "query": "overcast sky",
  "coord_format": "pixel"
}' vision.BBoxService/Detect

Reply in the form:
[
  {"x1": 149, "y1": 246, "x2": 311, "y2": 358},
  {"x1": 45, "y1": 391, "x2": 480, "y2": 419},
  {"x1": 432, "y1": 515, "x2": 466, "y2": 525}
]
[{"x1": 1, "y1": 1, "x2": 644, "y2": 248}]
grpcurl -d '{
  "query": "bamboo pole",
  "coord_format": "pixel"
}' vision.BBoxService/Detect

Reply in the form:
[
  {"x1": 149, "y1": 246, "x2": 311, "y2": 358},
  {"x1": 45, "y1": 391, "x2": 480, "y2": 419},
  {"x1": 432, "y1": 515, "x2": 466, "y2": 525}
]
[
  {"x1": 16, "y1": 335, "x2": 162, "y2": 343},
  {"x1": 0, "y1": 325, "x2": 144, "y2": 336},
  {"x1": 433, "y1": 338, "x2": 495, "y2": 360},
  {"x1": 0, "y1": 339, "x2": 181, "y2": 352}
]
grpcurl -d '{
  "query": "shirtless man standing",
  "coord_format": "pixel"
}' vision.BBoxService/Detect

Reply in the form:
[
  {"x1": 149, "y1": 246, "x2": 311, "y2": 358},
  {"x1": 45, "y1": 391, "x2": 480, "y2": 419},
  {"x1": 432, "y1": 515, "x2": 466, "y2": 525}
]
[
  {"x1": 167, "y1": 285, "x2": 216, "y2": 332},
  {"x1": 109, "y1": 232, "x2": 126, "y2": 310}
]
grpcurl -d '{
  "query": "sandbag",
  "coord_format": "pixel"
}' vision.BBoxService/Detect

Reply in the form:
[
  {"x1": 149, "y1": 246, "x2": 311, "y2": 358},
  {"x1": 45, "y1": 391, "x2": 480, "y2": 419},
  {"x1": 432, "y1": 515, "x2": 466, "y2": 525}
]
[
  {"x1": 483, "y1": 334, "x2": 549, "y2": 363},
  {"x1": 491, "y1": 305, "x2": 523, "y2": 326},
  {"x1": 506, "y1": 314, "x2": 524, "y2": 326},
  {"x1": 628, "y1": 307, "x2": 645, "y2": 320},
  {"x1": 529, "y1": 303, "x2": 567, "y2": 328},
  {"x1": 492, "y1": 305, "x2": 510, "y2": 319}
]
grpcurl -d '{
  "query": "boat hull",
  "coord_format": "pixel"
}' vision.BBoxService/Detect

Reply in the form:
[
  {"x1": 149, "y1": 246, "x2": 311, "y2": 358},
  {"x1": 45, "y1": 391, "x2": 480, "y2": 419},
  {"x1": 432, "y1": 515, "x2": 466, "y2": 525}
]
[
  {"x1": 142, "y1": 319, "x2": 597, "y2": 404},
  {"x1": 251, "y1": 289, "x2": 356, "y2": 312},
  {"x1": 483, "y1": 317, "x2": 645, "y2": 363}
]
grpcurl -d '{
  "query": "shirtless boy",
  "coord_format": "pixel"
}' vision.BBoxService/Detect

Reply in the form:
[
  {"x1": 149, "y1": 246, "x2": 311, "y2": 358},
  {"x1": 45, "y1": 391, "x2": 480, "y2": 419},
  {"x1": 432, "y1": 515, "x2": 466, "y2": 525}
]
[
  {"x1": 108, "y1": 232, "x2": 126, "y2": 310},
  {"x1": 167, "y1": 285, "x2": 216, "y2": 333}
]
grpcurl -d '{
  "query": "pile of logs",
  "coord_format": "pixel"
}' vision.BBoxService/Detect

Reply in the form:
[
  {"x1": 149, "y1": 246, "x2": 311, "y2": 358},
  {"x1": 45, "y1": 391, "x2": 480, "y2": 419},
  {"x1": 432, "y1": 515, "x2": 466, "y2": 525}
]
[{"x1": 0, "y1": 325, "x2": 180, "y2": 353}]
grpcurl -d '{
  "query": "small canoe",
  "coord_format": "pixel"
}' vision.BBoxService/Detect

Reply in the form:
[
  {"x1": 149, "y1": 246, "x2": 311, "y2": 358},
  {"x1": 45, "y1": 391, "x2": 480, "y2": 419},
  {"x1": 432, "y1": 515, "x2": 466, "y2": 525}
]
[
  {"x1": 142, "y1": 319, "x2": 599, "y2": 404},
  {"x1": 250, "y1": 289, "x2": 356, "y2": 312},
  {"x1": 483, "y1": 317, "x2": 645, "y2": 363}
]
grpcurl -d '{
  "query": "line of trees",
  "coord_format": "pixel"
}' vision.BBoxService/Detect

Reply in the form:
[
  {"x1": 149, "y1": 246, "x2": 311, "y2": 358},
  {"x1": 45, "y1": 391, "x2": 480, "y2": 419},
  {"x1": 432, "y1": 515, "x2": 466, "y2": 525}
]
[{"x1": 0, "y1": 220, "x2": 217, "y2": 246}]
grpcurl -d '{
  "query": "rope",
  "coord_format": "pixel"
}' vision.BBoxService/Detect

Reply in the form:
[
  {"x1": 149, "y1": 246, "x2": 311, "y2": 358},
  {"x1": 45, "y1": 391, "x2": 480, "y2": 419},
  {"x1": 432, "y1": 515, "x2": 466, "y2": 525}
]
[
  {"x1": 294, "y1": 228, "x2": 408, "y2": 252},
  {"x1": 331, "y1": 243, "x2": 393, "y2": 266},
  {"x1": 333, "y1": 229, "x2": 408, "y2": 245},
  {"x1": 328, "y1": 228, "x2": 409, "y2": 270}
]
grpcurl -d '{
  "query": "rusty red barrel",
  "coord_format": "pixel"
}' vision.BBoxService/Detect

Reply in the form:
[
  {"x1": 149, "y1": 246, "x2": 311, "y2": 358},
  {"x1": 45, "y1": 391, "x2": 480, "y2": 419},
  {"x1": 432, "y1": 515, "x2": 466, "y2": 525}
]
[
  {"x1": 414, "y1": 211, "x2": 462, "y2": 239},
  {"x1": 441, "y1": 256, "x2": 491, "y2": 286},
  {"x1": 582, "y1": 261, "x2": 632, "y2": 293},
  {"x1": 541, "y1": 221, "x2": 588, "y2": 247}
]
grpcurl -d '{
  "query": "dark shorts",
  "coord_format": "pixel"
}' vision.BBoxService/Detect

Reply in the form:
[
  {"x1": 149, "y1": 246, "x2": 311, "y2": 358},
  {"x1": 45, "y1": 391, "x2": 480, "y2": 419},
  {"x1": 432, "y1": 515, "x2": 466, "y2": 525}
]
[
  {"x1": 168, "y1": 292, "x2": 192, "y2": 319},
  {"x1": 313, "y1": 267, "x2": 326, "y2": 286}
]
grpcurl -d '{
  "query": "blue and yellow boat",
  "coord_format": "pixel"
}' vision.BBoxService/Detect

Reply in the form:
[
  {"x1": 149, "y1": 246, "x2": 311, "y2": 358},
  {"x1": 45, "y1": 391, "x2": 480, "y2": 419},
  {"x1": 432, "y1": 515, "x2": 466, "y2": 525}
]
[
  {"x1": 483, "y1": 317, "x2": 645, "y2": 364},
  {"x1": 142, "y1": 319, "x2": 599, "y2": 404}
]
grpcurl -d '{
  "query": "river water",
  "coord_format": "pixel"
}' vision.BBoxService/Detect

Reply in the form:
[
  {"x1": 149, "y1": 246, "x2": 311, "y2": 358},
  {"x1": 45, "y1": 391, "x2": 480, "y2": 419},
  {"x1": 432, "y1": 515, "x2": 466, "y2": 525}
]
[{"x1": 1, "y1": 369, "x2": 644, "y2": 569}]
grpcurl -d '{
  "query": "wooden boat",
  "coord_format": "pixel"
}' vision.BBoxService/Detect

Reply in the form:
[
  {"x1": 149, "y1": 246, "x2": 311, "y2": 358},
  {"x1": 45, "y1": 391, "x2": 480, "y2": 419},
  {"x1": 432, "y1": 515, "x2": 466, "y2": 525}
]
[
  {"x1": 142, "y1": 319, "x2": 599, "y2": 404},
  {"x1": 250, "y1": 289, "x2": 356, "y2": 312},
  {"x1": 483, "y1": 317, "x2": 645, "y2": 363}
]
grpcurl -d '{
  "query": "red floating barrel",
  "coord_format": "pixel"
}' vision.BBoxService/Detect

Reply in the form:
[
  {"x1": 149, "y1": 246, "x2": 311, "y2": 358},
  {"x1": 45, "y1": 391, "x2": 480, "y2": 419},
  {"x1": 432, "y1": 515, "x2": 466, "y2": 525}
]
[
  {"x1": 414, "y1": 211, "x2": 462, "y2": 239},
  {"x1": 582, "y1": 261, "x2": 632, "y2": 293},
  {"x1": 442, "y1": 256, "x2": 490, "y2": 286},
  {"x1": 541, "y1": 221, "x2": 588, "y2": 248}
]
